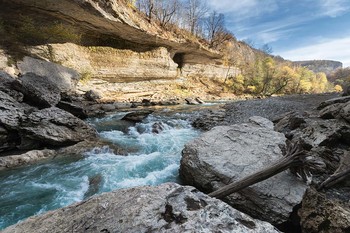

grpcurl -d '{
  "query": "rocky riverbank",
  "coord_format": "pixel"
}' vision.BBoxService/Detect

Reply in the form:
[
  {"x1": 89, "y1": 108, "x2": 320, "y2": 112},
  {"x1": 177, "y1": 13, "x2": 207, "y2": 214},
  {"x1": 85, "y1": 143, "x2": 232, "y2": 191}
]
[{"x1": 183, "y1": 93, "x2": 350, "y2": 232}]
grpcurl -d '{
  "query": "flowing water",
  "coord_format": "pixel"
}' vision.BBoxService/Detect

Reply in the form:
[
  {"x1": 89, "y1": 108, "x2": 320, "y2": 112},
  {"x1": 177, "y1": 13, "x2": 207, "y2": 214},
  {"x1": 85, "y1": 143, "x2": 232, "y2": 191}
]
[{"x1": 0, "y1": 104, "x2": 221, "y2": 230}]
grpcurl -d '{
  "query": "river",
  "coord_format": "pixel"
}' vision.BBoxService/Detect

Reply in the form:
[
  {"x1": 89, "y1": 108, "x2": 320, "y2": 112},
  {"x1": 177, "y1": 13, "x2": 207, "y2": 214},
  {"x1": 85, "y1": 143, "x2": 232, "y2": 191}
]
[{"x1": 0, "y1": 104, "x2": 221, "y2": 230}]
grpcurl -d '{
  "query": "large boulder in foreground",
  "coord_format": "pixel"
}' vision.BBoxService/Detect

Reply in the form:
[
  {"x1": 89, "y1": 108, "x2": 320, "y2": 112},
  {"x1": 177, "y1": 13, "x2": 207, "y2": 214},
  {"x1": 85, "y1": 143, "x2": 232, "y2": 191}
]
[
  {"x1": 180, "y1": 117, "x2": 308, "y2": 225},
  {"x1": 17, "y1": 56, "x2": 80, "y2": 93},
  {"x1": 2, "y1": 183, "x2": 279, "y2": 233},
  {"x1": 20, "y1": 107, "x2": 96, "y2": 146}
]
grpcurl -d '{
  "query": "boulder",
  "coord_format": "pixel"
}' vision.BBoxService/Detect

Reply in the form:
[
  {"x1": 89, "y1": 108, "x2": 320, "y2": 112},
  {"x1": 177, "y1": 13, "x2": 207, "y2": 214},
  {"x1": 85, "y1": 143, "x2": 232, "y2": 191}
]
[
  {"x1": 185, "y1": 98, "x2": 199, "y2": 105},
  {"x1": 17, "y1": 56, "x2": 79, "y2": 93},
  {"x1": 121, "y1": 110, "x2": 154, "y2": 122},
  {"x1": 12, "y1": 73, "x2": 61, "y2": 108},
  {"x1": 0, "y1": 71, "x2": 23, "y2": 102},
  {"x1": 84, "y1": 90, "x2": 102, "y2": 101},
  {"x1": 291, "y1": 118, "x2": 350, "y2": 147},
  {"x1": 319, "y1": 103, "x2": 344, "y2": 119},
  {"x1": 342, "y1": 85, "x2": 350, "y2": 96},
  {"x1": 192, "y1": 109, "x2": 226, "y2": 131},
  {"x1": 19, "y1": 107, "x2": 96, "y2": 146},
  {"x1": 180, "y1": 118, "x2": 308, "y2": 225},
  {"x1": 274, "y1": 112, "x2": 306, "y2": 137},
  {"x1": 0, "y1": 90, "x2": 26, "y2": 129},
  {"x1": 0, "y1": 149, "x2": 56, "y2": 170},
  {"x1": 299, "y1": 188, "x2": 350, "y2": 233},
  {"x1": 2, "y1": 183, "x2": 280, "y2": 233},
  {"x1": 56, "y1": 101, "x2": 88, "y2": 119},
  {"x1": 317, "y1": 96, "x2": 350, "y2": 110},
  {"x1": 339, "y1": 101, "x2": 350, "y2": 123}
]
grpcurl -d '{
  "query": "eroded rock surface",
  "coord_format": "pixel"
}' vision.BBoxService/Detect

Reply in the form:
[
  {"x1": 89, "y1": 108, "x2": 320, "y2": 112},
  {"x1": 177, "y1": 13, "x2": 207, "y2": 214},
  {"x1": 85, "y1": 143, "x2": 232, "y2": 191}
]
[
  {"x1": 2, "y1": 183, "x2": 280, "y2": 233},
  {"x1": 12, "y1": 73, "x2": 61, "y2": 108},
  {"x1": 180, "y1": 118, "x2": 307, "y2": 225},
  {"x1": 20, "y1": 107, "x2": 96, "y2": 146},
  {"x1": 299, "y1": 188, "x2": 350, "y2": 233}
]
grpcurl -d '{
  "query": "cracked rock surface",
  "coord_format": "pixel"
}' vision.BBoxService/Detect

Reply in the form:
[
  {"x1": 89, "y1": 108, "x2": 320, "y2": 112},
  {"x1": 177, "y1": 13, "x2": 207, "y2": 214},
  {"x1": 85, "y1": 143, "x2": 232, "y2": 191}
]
[
  {"x1": 180, "y1": 117, "x2": 307, "y2": 225},
  {"x1": 2, "y1": 183, "x2": 279, "y2": 233}
]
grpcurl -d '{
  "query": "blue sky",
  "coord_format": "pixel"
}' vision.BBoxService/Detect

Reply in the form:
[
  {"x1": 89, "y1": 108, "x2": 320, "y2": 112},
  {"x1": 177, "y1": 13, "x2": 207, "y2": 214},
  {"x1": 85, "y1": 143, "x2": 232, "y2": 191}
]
[{"x1": 207, "y1": 0, "x2": 350, "y2": 67}]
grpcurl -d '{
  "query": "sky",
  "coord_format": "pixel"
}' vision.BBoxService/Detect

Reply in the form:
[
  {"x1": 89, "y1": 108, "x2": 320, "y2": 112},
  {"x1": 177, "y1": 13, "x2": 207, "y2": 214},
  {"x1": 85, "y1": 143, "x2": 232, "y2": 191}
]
[{"x1": 207, "y1": 0, "x2": 350, "y2": 67}]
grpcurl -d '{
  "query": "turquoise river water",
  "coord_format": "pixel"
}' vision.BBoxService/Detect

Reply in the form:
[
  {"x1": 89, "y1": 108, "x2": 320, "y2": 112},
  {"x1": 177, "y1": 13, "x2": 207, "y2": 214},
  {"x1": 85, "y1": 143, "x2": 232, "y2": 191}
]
[{"x1": 0, "y1": 104, "x2": 222, "y2": 229}]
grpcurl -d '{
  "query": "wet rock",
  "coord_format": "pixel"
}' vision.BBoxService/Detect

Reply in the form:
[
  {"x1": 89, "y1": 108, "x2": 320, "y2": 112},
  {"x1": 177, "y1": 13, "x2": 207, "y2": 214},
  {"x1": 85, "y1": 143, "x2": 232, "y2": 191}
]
[
  {"x1": 339, "y1": 101, "x2": 350, "y2": 123},
  {"x1": 195, "y1": 97, "x2": 205, "y2": 104},
  {"x1": 319, "y1": 103, "x2": 344, "y2": 119},
  {"x1": 0, "y1": 149, "x2": 56, "y2": 170},
  {"x1": 122, "y1": 110, "x2": 154, "y2": 122},
  {"x1": 185, "y1": 98, "x2": 199, "y2": 105},
  {"x1": 152, "y1": 122, "x2": 164, "y2": 134},
  {"x1": 2, "y1": 183, "x2": 280, "y2": 233},
  {"x1": 12, "y1": 73, "x2": 61, "y2": 108},
  {"x1": 84, "y1": 174, "x2": 103, "y2": 199},
  {"x1": 84, "y1": 90, "x2": 101, "y2": 101},
  {"x1": 20, "y1": 107, "x2": 96, "y2": 146},
  {"x1": 298, "y1": 188, "x2": 350, "y2": 233},
  {"x1": 317, "y1": 96, "x2": 350, "y2": 110},
  {"x1": 17, "y1": 56, "x2": 79, "y2": 93},
  {"x1": 180, "y1": 118, "x2": 307, "y2": 225}
]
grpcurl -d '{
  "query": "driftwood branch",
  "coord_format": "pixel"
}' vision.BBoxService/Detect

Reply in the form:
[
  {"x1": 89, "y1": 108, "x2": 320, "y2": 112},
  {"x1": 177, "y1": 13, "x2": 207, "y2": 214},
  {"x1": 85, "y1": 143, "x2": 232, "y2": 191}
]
[
  {"x1": 318, "y1": 152, "x2": 350, "y2": 190},
  {"x1": 209, "y1": 141, "x2": 317, "y2": 199}
]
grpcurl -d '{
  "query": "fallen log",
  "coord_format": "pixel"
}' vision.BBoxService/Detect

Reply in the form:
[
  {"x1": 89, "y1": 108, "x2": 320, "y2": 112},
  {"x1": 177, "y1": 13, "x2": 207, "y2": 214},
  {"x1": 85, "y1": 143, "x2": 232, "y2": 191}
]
[{"x1": 209, "y1": 141, "x2": 324, "y2": 199}]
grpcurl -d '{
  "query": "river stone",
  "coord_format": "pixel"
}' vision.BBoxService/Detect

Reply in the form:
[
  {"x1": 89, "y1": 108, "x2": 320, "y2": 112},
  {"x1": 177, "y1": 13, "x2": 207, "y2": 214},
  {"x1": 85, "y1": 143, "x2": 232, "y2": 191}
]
[
  {"x1": 2, "y1": 183, "x2": 280, "y2": 233},
  {"x1": 180, "y1": 119, "x2": 308, "y2": 225},
  {"x1": 0, "y1": 149, "x2": 56, "y2": 170},
  {"x1": 20, "y1": 107, "x2": 96, "y2": 146},
  {"x1": 122, "y1": 110, "x2": 154, "y2": 122},
  {"x1": 12, "y1": 72, "x2": 61, "y2": 108},
  {"x1": 17, "y1": 56, "x2": 79, "y2": 93}
]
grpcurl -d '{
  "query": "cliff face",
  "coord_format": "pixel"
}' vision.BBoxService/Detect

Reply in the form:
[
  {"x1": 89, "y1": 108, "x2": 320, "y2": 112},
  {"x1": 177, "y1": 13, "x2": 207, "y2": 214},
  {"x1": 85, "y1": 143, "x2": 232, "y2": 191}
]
[
  {"x1": 0, "y1": 0, "x2": 220, "y2": 64},
  {"x1": 293, "y1": 60, "x2": 343, "y2": 75},
  {"x1": 0, "y1": 0, "x2": 255, "y2": 101}
]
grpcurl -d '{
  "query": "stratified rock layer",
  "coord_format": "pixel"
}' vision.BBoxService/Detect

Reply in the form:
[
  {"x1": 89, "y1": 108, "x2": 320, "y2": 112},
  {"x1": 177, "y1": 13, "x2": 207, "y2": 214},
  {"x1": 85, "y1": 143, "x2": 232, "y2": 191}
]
[
  {"x1": 180, "y1": 118, "x2": 307, "y2": 225},
  {"x1": 2, "y1": 183, "x2": 280, "y2": 233}
]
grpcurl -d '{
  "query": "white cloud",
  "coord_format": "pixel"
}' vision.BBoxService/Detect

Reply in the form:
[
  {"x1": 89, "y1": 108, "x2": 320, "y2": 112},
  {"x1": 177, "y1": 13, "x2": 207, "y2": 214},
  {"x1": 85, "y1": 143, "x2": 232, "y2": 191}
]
[
  {"x1": 207, "y1": 0, "x2": 278, "y2": 21},
  {"x1": 277, "y1": 37, "x2": 350, "y2": 67},
  {"x1": 318, "y1": 0, "x2": 350, "y2": 17}
]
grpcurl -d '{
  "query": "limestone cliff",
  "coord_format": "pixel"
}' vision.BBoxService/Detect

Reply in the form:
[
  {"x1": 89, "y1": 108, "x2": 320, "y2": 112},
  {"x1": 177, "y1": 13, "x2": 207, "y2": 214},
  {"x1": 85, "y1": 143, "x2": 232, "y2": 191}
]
[{"x1": 0, "y1": 0, "x2": 254, "y2": 101}]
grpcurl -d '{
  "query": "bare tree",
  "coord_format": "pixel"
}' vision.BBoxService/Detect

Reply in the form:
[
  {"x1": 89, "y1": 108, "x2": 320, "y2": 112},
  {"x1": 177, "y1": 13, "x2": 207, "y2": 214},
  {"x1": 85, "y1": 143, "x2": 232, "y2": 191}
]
[
  {"x1": 137, "y1": 0, "x2": 155, "y2": 22},
  {"x1": 204, "y1": 11, "x2": 230, "y2": 48},
  {"x1": 153, "y1": 0, "x2": 181, "y2": 27},
  {"x1": 185, "y1": 0, "x2": 208, "y2": 35}
]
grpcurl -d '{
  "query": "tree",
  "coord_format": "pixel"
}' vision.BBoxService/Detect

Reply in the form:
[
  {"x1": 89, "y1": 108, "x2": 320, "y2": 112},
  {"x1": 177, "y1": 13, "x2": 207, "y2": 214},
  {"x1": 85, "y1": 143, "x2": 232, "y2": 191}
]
[
  {"x1": 153, "y1": 0, "x2": 181, "y2": 27},
  {"x1": 261, "y1": 43, "x2": 273, "y2": 54},
  {"x1": 204, "y1": 11, "x2": 231, "y2": 48},
  {"x1": 184, "y1": 0, "x2": 208, "y2": 35}
]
